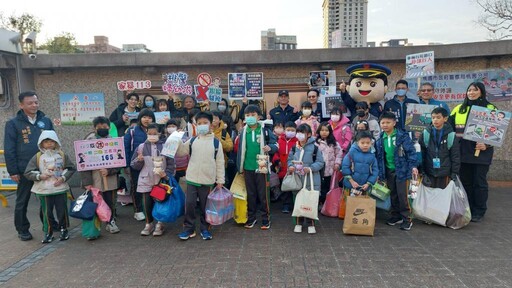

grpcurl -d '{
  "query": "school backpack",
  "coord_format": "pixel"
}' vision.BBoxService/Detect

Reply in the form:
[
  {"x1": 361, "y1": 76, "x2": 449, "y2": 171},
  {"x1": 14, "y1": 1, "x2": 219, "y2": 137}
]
[
  {"x1": 189, "y1": 136, "x2": 220, "y2": 160},
  {"x1": 423, "y1": 129, "x2": 455, "y2": 150}
]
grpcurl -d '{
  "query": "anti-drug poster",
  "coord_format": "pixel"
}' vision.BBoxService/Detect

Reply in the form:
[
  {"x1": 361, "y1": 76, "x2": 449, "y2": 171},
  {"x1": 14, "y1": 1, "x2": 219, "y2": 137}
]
[
  {"x1": 74, "y1": 137, "x2": 126, "y2": 171},
  {"x1": 405, "y1": 104, "x2": 438, "y2": 132},
  {"x1": 228, "y1": 72, "x2": 263, "y2": 99},
  {"x1": 59, "y1": 93, "x2": 105, "y2": 125},
  {"x1": 463, "y1": 106, "x2": 511, "y2": 147}
]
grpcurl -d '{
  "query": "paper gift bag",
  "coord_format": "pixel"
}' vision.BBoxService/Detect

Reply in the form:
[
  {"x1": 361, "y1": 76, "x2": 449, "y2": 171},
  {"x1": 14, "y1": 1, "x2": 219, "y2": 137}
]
[
  {"x1": 230, "y1": 173, "x2": 247, "y2": 200},
  {"x1": 342, "y1": 196, "x2": 376, "y2": 236}
]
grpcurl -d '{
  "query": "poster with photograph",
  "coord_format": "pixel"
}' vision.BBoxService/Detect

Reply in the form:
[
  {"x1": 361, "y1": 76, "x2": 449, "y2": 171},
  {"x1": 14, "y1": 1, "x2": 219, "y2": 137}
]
[
  {"x1": 463, "y1": 106, "x2": 511, "y2": 147},
  {"x1": 228, "y1": 72, "x2": 264, "y2": 100},
  {"x1": 405, "y1": 104, "x2": 438, "y2": 132},
  {"x1": 321, "y1": 94, "x2": 344, "y2": 117},
  {"x1": 74, "y1": 138, "x2": 126, "y2": 172},
  {"x1": 310, "y1": 70, "x2": 336, "y2": 95}
]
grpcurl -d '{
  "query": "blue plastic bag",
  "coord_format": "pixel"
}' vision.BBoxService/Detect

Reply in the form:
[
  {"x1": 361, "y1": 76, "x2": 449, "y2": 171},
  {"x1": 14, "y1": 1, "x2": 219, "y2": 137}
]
[
  {"x1": 371, "y1": 194, "x2": 391, "y2": 211},
  {"x1": 152, "y1": 177, "x2": 185, "y2": 223}
]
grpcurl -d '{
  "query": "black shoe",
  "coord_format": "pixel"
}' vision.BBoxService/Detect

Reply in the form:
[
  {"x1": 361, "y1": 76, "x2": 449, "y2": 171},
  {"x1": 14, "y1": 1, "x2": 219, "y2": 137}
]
[
  {"x1": 386, "y1": 216, "x2": 404, "y2": 226},
  {"x1": 281, "y1": 205, "x2": 291, "y2": 214},
  {"x1": 60, "y1": 229, "x2": 69, "y2": 241},
  {"x1": 471, "y1": 215, "x2": 483, "y2": 222},
  {"x1": 400, "y1": 220, "x2": 413, "y2": 231},
  {"x1": 42, "y1": 233, "x2": 54, "y2": 244},
  {"x1": 18, "y1": 231, "x2": 33, "y2": 241}
]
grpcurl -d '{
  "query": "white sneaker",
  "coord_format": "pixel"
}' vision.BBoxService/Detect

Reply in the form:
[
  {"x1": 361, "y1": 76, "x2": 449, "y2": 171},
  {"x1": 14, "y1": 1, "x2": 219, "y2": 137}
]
[
  {"x1": 106, "y1": 220, "x2": 120, "y2": 234},
  {"x1": 294, "y1": 225, "x2": 303, "y2": 233},
  {"x1": 134, "y1": 212, "x2": 146, "y2": 221},
  {"x1": 153, "y1": 222, "x2": 164, "y2": 236},
  {"x1": 308, "y1": 226, "x2": 316, "y2": 234},
  {"x1": 140, "y1": 223, "x2": 154, "y2": 236}
]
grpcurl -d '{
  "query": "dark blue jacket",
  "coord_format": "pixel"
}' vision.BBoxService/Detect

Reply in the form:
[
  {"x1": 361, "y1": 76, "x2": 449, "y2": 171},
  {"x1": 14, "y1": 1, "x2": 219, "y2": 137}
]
[
  {"x1": 342, "y1": 144, "x2": 379, "y2": 189},
  {"x1": 341, "y1": 91, "x2": 383, "y2": 120},
  {"x1": 4, "y1": 110, "x2": 54, "y2": 175},
  {"x1": 124, "y1": 125, "x2": 147, "y2": 167},
  {"x1": 383, "y1": 96, "x2": 418, "y2": 130},
  {"x1": 375, "y1": 129, "x2": 418, "y2": 182},
  {"x1": 269, "y1": 105, "x2": 299, "y2": 126}
]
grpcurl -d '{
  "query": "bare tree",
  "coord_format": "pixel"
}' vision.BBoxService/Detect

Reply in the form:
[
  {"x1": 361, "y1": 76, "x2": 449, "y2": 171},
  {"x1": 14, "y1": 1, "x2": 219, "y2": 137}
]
[{"x1": 476, "y1": 0, "x2": 512, "y2": 40}]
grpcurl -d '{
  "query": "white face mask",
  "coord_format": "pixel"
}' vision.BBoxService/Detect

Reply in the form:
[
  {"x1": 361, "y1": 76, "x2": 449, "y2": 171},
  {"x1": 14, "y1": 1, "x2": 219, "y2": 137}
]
[
  {"x1": 147, "y1": 135, "x2": 159, "y2": 143},
  {"x1": 197, "y1": 124, "x2": 210, "y2": 135},
  {"x1": 302, "y1": 109, "x2": 312, "y2": 117},
  {"x1": 167, "y1": 127, "x2": 177, "y2": 134},
  {"x1": 296, "y1": 132, "x2": 306, "y2": 141},
  {"x1": 331, "y1": 115, "x2": 340, "y2": 122}
]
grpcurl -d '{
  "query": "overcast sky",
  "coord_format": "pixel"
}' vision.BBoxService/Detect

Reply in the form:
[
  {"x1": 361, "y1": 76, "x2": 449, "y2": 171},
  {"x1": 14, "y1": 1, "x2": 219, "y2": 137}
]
[{"x1": 3, "y1": 0, "x2": 490, "y2": 52}]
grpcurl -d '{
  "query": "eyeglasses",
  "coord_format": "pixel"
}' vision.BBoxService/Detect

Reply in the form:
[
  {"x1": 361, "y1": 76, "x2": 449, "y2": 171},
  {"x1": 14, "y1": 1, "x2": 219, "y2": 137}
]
[
  {"x1": 421, "y1": 89, "x2": 433, "y2": 92},
  {"x1": 307, "y1": 95, "x2": 317, "y2": 98}
]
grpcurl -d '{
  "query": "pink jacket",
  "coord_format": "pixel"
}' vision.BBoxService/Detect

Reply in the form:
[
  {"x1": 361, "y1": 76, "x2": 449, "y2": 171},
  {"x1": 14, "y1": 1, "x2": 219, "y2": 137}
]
[
  {"x1": 295, "y1": 116, "x2": 320, "y2": 133},
  {"x1": 316, "y1": 140, "x2": 342, "y2": 177},
  {"x1": 329, "y1": 116, "x2": 352, "y2": 156}
]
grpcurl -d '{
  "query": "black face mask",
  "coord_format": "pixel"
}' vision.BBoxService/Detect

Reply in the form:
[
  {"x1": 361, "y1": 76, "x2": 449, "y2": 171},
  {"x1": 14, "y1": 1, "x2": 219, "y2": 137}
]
[
  {"x1": 97, "y1": 128, "x2": 109, "y2": 137},
  {"x1": 356, "y1": 110, "x2": 366, "y2": 117}
]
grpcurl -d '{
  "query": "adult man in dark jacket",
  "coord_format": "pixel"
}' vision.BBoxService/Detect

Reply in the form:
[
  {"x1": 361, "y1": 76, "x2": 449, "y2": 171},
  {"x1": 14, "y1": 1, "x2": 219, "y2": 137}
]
[
  {"x1": 4, "y1": 91, "x2": 54, "y2": 241},
  {"x1": 383, "y1": 79, "x2": 418, "y2": 131},
  {"x1": 268, "y1": 90, "x2": 299, "y2": 126}
]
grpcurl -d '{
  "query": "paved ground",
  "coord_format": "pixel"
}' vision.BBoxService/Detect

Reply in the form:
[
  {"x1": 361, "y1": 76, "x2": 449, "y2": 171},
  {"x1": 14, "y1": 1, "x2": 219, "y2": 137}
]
[{"x1": 0, "y1": 186, "x2": 511, "y2": 288}]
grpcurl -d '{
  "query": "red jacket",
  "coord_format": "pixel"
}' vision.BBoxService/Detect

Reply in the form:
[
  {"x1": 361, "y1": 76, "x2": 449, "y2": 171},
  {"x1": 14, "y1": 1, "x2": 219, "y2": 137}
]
[{"x1": 272, "y1": 134, "x2": 298, "y2": 179}]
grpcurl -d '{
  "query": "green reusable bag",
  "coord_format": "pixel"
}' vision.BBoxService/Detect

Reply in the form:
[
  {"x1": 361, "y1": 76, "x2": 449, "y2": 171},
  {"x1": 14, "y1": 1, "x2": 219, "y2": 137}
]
[{"x1": 82, "y1": 214, "x2": 101, "y2": 239}]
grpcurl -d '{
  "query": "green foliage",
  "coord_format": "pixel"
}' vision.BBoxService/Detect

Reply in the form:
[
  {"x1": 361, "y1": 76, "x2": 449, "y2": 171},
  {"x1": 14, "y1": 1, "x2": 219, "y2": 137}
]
[{"x1": 39, "y1": 32, "x2": 82, "y2": 54}]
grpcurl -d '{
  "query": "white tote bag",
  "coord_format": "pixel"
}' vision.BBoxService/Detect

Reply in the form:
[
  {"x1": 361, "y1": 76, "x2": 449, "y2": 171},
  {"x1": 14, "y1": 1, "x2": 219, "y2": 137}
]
[
  {"x1": 412, "y1": 181, "x2": 454, "y2": 226},
  {"x1": 292, "y1": 171, "x2": 320, "y2": 220}
]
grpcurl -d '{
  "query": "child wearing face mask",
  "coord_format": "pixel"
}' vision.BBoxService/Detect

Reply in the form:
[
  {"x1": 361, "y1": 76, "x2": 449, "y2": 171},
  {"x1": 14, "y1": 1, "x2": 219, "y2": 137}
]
[
  {"x1": 272, "y1": 121, "x2": 298, "y2": 213},
  {"x1": 351, "y1": 101, "x2": 381, "y2": 141},
  {"x1": 80, "y1": 116, "x2": 122, "y2": 234},
  {"x1": 328, "y1": 107, "x2": 353, "y2": 158},
  {"x1": 295, "y1": 101, "x2": 320, "y2": 133},
  {"x1": 131, "y1": 123, "x2": 175, "y2": 237},
  {"x1": 315, "y1": 122, "x2": 342, "y2": 206},
  {"x1": 142, "y1": 94, "x2": 156, "y2": 111},
  {"x1": 175, "y1": 112, "x2": 225, "y2": 241},
  {"x1": 287, "y1": 124, "x2": 325, "y2": 234},
  {"x1": 165, "y1": 119, "x2": 189, "y2": 182}
]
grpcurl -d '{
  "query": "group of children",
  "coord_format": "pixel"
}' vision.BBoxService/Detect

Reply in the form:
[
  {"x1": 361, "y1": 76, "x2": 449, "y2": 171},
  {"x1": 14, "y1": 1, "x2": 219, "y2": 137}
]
[{"x1": 23, "y1": 96, "x2": 461, "y2": 243}]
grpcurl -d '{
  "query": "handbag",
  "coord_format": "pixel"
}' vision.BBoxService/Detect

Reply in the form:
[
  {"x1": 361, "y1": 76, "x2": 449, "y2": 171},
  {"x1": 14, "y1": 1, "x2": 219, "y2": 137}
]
[
  {"x1": 412, "y1": 181, "x2": 453, "y2": 226},
  {"x1": 338, "y1": 188, "x2": 349, "y2": 219},
  {"x1": 281, "y1": 148, "x2": 305, "y2": 192},
  {"x1": 70, "y1": 190, "x2": 98, "y2": 220},
  {"x1": 206, "y1": 186, "x2": 234, "y2": 225},
  {"x1": 150, "y1": 181, "x2": 173, "y2": 202},
  {"x1": 91, "y1": 187, "x2": 112, "y2": 222},
  {"x1": 152, "y1": 177, "x2": 185, "y2": 223},
  {"x1": 292, "y1": 171, "x2": 320, "y2": 220},
  {"x1": 371, "y1": 181, "x2": 390, "y2": 201},
  {"x1": 321, "y1": 171, "x2": 342, "y2": 217},
  {"x1": 342, "y1": 195, "x2": 376, "y2": 236},
  {"x1": 281, "y1": 173, "x2": 302, "y2": 192},
  {"x1": 233, "y1": 197, "x2": 248, "y2": 224},
  {"x1": 230, "y1": 173, "x2": 247, "y2": 200}
]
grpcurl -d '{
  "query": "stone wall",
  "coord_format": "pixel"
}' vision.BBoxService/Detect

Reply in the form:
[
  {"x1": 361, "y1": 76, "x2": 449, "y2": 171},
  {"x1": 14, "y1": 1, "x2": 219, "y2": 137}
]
[{"x1": 1, "y1": 43, "x2": 511, "y2": 180}]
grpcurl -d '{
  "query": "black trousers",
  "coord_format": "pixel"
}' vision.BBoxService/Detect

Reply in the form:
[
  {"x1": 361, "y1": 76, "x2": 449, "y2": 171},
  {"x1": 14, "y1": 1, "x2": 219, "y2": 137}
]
[
  {"x1": 460, "y1": 164, "x2": 490, "y2": 218},
  {"x1": 385, "y1": 169, "x2": 411, "y2": 221},
  {"x1": 183, "y1": 184, "x2": 210, "y2": 232},
  {"x1": 244, "y1": 171, "x2": 269, "y2": 223},
  {"x1": 320, "y1": 176, "x2": 332, "y2": 204},
  {"x1": 39, "y1": 193, "x2": 68, "y2": 234},
  {"x1": 130, "y1": 168, "x2": 143, "y2": 213}
]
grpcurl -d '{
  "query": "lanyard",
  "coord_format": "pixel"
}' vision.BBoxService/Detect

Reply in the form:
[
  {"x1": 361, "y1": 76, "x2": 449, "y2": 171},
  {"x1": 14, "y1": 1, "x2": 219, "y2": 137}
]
[{"x1": 432, "y1": 128, "x2": 444, "y2": 155}]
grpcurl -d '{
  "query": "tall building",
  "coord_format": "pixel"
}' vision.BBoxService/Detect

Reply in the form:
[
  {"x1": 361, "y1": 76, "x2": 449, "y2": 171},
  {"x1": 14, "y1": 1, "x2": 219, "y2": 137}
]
[
  {"x1": 261, "y1": 28, "x2": 297, "y2": 50},
  {"x1": 77, "y1": 36, "x2": 121, "y2": 53},
  {"x1": 323, "y1": 0, "x2": 368, "y2": 48}
]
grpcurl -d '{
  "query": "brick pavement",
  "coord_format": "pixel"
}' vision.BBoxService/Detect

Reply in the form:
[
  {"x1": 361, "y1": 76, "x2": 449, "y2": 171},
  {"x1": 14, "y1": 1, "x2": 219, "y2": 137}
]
[{"x1": 0, "y1": 187, "x2": 511, "y2": 288}]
